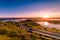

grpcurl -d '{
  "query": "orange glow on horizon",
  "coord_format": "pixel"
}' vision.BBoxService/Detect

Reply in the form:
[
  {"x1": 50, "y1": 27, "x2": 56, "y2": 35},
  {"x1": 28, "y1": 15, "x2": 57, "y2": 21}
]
[{"x1": 42, "y1": 15, "x2": 49, "y2": 18}]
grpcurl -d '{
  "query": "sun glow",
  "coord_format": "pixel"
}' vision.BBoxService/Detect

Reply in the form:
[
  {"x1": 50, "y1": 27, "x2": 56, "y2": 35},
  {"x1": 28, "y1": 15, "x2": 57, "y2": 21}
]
[{"x1": 42, "y1": 15, "x2": 49, "y2": 18}]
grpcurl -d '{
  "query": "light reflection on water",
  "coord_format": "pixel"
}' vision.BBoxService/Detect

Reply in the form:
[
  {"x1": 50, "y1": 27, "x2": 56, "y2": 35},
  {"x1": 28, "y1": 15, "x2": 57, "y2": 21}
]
[
  {"x1": 37, "y1": 21, "x2": 60, "y2": 29},
  {"x1": 44, "y1": 22, "x2": 48, "y2": 26}
]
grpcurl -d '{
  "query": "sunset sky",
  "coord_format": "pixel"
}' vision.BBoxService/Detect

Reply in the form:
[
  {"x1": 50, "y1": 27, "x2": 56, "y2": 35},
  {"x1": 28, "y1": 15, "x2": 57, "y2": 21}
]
[{"x1": 0, "y1": 0, "x2": 60, "y2": 17}]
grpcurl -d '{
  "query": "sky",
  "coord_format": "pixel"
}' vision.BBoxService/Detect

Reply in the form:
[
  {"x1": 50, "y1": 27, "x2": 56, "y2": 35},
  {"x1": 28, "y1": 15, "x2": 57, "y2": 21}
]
[{"x1": 0, "y1": 0, "x2": 60, "y2": 17}]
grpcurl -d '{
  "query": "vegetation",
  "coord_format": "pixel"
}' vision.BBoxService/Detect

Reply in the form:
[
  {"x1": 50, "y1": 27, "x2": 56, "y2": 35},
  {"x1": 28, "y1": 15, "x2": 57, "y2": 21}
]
[
  {"x1": 0, "y1": 20, "x2": 59, "y2": 40},
  {"x1": 47, "y1": 20, "x2": 60, "y2": 24},
  {"x1": 21, "y1": 19, "x2": 45, "y2": 30},
  {"x1": 21, "y1": 19, "x2": 60, "y2": 33}
]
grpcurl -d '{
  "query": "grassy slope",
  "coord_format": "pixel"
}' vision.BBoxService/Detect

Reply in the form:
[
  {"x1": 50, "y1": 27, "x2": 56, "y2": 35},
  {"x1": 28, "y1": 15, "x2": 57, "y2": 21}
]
[
  {"x1": 0, "y1": 22, "x2": 52, "y2": 40},
  {"x1": 0, "y1": 20, "x2": 59, "y2": 40}
]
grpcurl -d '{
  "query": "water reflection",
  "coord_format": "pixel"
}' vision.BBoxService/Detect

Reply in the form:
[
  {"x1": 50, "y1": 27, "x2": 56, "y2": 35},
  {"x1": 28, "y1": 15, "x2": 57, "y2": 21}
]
[
  {"x1": 37, "y1": 21, "x2": 60, "y2": 29},
  {"x1": 44, "y1": 22, "x2": 48, "y2": 26}
]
